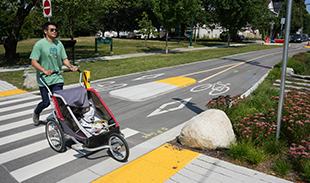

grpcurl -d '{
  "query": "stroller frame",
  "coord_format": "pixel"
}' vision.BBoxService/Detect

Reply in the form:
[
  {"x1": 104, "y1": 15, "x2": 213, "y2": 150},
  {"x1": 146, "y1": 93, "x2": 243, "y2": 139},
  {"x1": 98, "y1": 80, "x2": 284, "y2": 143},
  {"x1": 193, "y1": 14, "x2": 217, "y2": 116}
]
[{"x1": 41, "y1": 70, "x2": 129, "y2": 162}]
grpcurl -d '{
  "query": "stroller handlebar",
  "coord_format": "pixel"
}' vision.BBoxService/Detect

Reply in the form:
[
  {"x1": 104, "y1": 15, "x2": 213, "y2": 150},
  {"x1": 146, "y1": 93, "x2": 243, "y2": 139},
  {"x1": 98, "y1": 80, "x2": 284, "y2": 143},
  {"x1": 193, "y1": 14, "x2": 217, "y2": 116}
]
[
  {"x1": 39, "y1": 69, "x2": 81, "y2": 78},
  {"x1": 39, "y1": 69, "x2": 84, "y2": 95}
]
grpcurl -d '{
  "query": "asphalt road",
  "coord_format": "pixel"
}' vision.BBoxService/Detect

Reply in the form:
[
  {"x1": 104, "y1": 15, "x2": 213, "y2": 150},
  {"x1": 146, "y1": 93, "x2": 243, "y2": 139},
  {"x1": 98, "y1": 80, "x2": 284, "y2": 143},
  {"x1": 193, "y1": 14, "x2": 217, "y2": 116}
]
[{"x1": 0, "y1": 43, "x2": 308, "y2": 183}]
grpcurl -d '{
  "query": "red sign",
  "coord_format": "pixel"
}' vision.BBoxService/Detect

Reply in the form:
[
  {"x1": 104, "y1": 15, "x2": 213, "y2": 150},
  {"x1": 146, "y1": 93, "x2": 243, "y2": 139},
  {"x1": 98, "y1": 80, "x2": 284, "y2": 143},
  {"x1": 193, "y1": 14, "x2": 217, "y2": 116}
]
[{"x1": 43, "y1": 0, "x2": 52, "y2": 17}]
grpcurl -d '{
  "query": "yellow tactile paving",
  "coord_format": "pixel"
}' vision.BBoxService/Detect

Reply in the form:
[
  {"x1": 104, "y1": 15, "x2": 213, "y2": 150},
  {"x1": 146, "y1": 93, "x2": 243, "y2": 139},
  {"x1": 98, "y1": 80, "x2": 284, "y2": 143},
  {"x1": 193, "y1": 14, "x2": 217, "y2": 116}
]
[
  {"x1": 0, "y1": 89, "x2": 27, "y2": 97},
  {"x1": 154, "y1": 77, "x2": 196, "y2": 88},
  {"x1": 92, "y1": 143, "x2": 200, "y2": 183}
]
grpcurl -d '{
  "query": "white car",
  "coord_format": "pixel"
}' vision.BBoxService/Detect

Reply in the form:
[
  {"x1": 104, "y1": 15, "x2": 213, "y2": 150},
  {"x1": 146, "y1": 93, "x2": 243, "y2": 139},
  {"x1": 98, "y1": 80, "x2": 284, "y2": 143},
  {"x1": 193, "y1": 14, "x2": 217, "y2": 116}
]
[{"x1": 104, "y1": 31, "x2": 117, "y2": 38}]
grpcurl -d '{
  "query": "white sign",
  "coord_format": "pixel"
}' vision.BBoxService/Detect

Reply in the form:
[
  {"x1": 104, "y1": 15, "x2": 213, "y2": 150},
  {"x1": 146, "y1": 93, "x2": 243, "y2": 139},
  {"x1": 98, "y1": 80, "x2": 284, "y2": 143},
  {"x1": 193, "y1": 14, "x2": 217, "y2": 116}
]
[
  {"x1": 43, "y1": 0, "x2": 52, "y2": 17},
  {"x1": 281, "y1": 18, "x2": 285, "y2": 24}
]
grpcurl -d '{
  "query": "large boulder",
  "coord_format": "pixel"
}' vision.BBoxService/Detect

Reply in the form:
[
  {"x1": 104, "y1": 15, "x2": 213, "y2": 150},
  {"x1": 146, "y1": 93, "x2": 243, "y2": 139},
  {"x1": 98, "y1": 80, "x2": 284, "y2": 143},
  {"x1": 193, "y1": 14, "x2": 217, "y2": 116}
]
[
  {"x1": 179, "y1": 109, "x2": 236, "y2": 150},
  {"x1": 23, "y1": 69, "x2": 38, "y2": 89}
]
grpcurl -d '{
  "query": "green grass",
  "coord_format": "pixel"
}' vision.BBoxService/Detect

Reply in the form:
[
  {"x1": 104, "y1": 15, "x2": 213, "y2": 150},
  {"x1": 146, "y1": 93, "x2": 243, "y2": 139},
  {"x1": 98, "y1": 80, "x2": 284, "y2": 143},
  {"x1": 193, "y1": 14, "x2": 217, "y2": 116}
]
[
  {"x1": 273, "y1": 158, "x2": 292, "y2": 176},
  {"x1": 0, "y1": 37, "x2": 229, "y2": 67},
  {"x1": 0, "y1": 37, "x2": 281, "y2": 92}
]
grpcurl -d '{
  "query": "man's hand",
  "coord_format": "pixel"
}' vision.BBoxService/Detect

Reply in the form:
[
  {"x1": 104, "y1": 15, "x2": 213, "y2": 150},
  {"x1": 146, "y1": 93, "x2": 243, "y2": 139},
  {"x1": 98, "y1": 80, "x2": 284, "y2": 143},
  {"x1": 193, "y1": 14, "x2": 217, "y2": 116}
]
[
  {"x1": 70, "y1": 66, "x2": 78, "y2": 72},
  {"x1": 43, "y1": 70, "x2": 53, "y2": 76}
]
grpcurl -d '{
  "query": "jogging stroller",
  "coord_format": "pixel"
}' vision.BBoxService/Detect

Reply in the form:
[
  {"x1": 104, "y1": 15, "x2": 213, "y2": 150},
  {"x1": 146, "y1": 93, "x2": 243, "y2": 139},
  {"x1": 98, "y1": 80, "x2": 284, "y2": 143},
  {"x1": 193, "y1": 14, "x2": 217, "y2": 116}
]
[{"x1": 41, "y1": 70, "x2": 129, "y2": 162}]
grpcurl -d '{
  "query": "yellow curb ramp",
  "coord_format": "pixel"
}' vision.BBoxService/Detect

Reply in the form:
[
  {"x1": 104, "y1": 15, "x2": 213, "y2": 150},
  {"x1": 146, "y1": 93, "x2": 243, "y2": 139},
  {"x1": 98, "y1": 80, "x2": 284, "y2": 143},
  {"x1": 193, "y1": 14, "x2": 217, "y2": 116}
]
[
  {"x1": 92, "y1": 143, "x2": 200, "y2": 183},
  {"x1": 0, "y1": 89, "x2": 27, "y2": 97},
  {"x1": 154, "y1": 77, "x2": 196, "y2": 88}
]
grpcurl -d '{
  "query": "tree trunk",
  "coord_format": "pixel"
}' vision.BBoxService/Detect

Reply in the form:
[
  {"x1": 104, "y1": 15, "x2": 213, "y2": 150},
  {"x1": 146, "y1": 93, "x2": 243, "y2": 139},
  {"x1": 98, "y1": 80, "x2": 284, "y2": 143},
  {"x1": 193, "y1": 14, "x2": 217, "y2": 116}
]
[
  {"x1": 165, "y1": 31, "x2": 168, "y2": 54},
  {"x1": 4, "y1": 1, "x2": 39, "y2": 62}
]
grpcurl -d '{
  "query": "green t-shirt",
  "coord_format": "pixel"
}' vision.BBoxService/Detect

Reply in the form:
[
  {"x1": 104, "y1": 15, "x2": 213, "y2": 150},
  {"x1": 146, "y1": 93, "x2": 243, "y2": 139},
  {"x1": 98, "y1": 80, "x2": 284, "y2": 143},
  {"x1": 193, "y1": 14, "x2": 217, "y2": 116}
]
[{"x1": 29, "y1": 38, "x2": 68, "y2": 87}]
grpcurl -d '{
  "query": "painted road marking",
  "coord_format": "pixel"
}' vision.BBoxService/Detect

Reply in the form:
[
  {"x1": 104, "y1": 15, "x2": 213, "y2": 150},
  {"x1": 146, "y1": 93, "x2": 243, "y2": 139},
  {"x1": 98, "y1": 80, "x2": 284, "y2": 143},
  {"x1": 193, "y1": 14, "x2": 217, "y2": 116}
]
[
  {"x1": 110, "y1": 47, "x2": 303, "y2": 102},
  {"x1": 198, "y1": 47, "x2": 303, "y2": 83},
  {"x1": 110, "y1": 82, "x2": 179, "y2": 102},
  {"x1": 147, "y1": 97, "x2": 192, "y2": 117},
  {"x1": 10, "y1": 128, "x2": 139, "y2": 182},
  {"x1": 109, "y1": 77, "x2": 196, "y2": 102},
  {"x1": 154, "y1": 77, "x2": 196, "y2": 88},
  {"x1": 0, "y1": 89, "x2": 27, "y2": 97},
  {"x1": 92, "y1": 143, "x2": 200, "y2": 183}
]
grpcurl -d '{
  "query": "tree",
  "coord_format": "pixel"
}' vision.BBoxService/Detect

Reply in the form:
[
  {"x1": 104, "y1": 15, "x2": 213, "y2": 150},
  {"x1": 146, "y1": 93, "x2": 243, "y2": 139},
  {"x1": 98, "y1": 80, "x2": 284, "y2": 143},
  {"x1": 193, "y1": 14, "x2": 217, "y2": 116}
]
[
  {"x1": 277, "y1": 0, "x2": 309, "y2": 35},
  {"x1": 152, "y1": 0, "x2": 201, "y2": 54},
  {"x1": 100, "y1": 0, "x2": 134, "y2": 36},
  {"x1": 2, "y1": 0, "x2": 40, "y2": 62},
  {"x1": 249, "y1": 0, "x2": 275, "y2": 40},
  {"x1": 213, "y1": 0, "x2": 263, "y2": 45},
  {"x1": 136, "y1": 12, "x2": 157, "y2": 47}
]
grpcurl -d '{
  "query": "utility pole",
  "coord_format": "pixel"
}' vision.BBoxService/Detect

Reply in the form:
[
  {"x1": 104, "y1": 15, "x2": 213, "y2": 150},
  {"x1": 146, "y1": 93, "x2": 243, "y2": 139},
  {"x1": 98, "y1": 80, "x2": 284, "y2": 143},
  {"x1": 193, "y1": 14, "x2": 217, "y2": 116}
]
[{"x1": 276, "y1": 0, "x2": 292, "y2": 140}]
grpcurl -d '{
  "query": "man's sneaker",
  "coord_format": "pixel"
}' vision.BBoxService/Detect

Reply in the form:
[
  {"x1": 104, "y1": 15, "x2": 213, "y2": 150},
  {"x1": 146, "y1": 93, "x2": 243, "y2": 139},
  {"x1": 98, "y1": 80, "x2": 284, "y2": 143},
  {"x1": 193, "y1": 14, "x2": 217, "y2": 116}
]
[{"x1": 33, "y1": 111, "x2": 40, "y2": 125}]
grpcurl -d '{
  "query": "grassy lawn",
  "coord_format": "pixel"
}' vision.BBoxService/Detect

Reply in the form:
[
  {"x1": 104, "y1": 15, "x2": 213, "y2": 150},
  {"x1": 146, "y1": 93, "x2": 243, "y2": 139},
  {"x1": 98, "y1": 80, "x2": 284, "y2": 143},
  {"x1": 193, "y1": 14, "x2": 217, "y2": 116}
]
[
  {"x1": 0, "y1": 37, "x2": 228, "y2": 67},
  {"x1": 0, "y1": 37, "x2": 281, "y2": 92}
]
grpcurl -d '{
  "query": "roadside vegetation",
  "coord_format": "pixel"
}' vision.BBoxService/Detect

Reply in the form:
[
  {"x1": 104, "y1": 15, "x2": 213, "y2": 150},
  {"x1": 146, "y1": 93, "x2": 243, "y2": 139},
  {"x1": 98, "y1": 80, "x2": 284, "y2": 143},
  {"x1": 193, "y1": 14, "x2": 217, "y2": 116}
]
[
  {"x1": 0, "y1": 37, "x2": 281, "y2": 92},
  {"x1": 0, "y1": 37, "x2": 227, "y2": 67},
  {"x1": 205, "y1": 51, "x2": 310, "y2": 182}
]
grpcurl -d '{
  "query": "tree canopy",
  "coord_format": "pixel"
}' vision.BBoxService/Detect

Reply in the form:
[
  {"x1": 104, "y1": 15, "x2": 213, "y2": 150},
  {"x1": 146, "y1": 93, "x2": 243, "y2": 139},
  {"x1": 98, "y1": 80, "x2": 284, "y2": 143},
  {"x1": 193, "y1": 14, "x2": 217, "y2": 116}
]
[{"x1": 1, "y1": 0, "x2": 310, "y2": 60}]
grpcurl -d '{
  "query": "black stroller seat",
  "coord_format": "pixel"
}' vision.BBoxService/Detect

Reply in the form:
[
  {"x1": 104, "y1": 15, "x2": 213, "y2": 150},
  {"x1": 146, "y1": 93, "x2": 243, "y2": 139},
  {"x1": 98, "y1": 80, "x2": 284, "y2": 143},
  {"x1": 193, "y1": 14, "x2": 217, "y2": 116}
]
[{"x1": 54, "y1": 86, "x2": 90, "y2": 116}]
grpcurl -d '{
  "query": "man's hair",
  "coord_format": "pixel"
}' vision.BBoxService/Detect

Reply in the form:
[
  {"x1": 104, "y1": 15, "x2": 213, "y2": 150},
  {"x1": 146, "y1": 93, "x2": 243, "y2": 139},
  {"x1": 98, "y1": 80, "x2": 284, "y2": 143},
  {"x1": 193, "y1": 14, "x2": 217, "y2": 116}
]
[{"x1": 42, "y1": 21, "x2": 57, "y2": 36}]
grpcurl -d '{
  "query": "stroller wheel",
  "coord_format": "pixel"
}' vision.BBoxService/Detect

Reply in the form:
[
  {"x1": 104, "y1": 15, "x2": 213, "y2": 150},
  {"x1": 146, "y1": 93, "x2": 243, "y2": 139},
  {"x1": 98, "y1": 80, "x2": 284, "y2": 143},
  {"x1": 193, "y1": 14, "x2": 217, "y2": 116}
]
[
  {"x1": 108, "y1": 133, "x2": 129, "y2": 162},
  {"x1": 46, "y1": 119, "x2": 65, "y2": 152}
]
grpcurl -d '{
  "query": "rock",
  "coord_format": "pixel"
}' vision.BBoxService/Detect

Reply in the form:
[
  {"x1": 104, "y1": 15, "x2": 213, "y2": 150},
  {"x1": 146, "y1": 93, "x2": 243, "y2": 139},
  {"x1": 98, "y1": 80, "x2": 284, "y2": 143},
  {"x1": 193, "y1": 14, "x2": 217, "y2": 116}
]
[
  {"x1": 287, "y1": 67, "x2": 294, "y2": 75},
  {"x1": 23, "y1": 74, "x2": 38, "y2": 89},
  {"x1": 179, "y1": 109, "x2": 236, "y2": 150}
]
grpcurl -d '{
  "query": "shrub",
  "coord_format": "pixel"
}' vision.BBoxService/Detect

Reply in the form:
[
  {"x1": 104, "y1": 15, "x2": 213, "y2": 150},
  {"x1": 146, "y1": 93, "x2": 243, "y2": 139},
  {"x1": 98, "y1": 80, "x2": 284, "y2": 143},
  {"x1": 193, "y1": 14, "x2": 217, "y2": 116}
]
[
  {"x1": 271, "y1": 89, "x2": 310, "y2": 143},
  {"x1": 301, "y1": 159, "x2": 310, "y2": 182},
  {"x1": 205, "y1": 94, "x2": 243, "y2": 113},
  {"x1": 263, "y1": 138, "x2": 287, "y2": 155},
  {"x1": 233, "y1": 113, "x2": 276, "y2": 142},
  {"x1": 228, "y1": 140, "x2": 252, "y2": 161},
  {"x1": 245, "y1": 147, "x2": 267, "y2": 165},
  {"x1": 273, "y1": 158, "x2": 291, "y2": 176}
]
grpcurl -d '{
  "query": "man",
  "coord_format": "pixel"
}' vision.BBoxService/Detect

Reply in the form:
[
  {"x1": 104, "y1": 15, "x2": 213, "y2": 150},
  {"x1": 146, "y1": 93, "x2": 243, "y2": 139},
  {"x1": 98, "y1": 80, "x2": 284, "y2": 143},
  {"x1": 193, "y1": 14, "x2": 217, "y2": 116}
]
[{"x1": 30, "y1": 21, "x2": 78, "y2": 125}]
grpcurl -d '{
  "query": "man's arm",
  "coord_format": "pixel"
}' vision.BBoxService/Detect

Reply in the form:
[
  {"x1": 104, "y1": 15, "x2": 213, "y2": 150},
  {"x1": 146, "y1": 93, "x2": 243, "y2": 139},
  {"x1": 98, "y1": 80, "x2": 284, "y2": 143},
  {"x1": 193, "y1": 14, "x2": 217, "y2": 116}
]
[
  {"x1": 31, "y1": 59, "x2": 53, "y2": 75},
  {"x1": 63, "y1": 58, "x2": 78, "y2": 71}
]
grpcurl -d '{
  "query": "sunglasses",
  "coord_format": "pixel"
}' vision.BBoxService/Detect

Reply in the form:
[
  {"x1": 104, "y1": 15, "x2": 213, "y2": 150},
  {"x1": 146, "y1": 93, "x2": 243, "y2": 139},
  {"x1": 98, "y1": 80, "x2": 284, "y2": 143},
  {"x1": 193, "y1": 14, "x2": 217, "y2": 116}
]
[{"x1": 48, "y1": 28, "x2": 58, "y2": 32}]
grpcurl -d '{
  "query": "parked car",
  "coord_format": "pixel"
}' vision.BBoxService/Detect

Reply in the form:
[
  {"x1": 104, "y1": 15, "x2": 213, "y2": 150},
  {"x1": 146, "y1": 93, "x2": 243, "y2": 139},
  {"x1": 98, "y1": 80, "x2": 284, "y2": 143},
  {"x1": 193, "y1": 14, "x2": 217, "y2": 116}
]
[
  {"x1": 220, "y1": 31, "x2": 244, "y2": 41},
  {"x1": 302, "y1": 34, "x2": 309, "y2": 42},
  {"x1": 104, "y1": 31, "x2": 117, "y2": 38},
  {"x1": 290, "y1": 34, "x2": 303, "y2": 43},
  {"x1": 119, "y1": 31, "x2": 130, "y2": 38}
]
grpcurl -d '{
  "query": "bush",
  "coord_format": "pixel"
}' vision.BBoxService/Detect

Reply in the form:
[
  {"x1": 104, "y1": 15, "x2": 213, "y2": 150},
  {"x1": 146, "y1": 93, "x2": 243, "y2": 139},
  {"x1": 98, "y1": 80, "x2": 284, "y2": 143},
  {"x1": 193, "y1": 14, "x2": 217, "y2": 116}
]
[{"x1": 273, "y1": 158, "x2": 291, "y2": 176}]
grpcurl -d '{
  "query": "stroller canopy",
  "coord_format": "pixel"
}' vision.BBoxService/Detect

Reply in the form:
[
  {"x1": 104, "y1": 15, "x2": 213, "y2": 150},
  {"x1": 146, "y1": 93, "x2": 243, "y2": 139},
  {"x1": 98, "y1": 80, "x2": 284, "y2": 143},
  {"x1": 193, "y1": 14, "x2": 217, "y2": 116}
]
[{"x1": 54, "y1": 86, "x2": 89, "y2": 108}]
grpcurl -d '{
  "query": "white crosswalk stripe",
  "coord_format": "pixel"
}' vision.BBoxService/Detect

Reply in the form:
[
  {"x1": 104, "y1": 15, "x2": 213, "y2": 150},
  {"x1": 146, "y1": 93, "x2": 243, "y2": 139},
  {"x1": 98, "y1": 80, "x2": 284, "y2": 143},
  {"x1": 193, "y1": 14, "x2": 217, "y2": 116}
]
[
  {"x1": 0, "y1": 94, "x2": 140, "y2": 183},
  {"x1": 1, "y1": 100, "x2": 39, "y2": 113}
]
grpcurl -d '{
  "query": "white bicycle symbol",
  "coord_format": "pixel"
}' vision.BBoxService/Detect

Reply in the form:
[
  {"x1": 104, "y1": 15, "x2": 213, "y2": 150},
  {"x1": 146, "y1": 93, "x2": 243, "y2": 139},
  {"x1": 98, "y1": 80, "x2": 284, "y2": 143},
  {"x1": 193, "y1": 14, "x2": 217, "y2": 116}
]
[
  {"x1": 190, "y1": 81, "x2": 230, "y2": 96},
  {"x1": 132, "y1": 73, "x2": 165, "y2": 81},
  {"x1": 95, "y1": 81, "x2": 127, "y2": 91}
]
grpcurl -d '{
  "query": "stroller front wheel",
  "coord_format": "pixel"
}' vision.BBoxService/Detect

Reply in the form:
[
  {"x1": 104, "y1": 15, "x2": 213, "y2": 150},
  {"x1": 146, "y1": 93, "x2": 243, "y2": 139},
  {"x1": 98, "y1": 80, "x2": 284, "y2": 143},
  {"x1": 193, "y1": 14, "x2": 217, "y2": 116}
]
[
  {"x1": 46, "y1": 119, "x2": 65, "y2": 152},
  {"x1": 108, "y1": 133, "x2": 129, "y2": 162}
]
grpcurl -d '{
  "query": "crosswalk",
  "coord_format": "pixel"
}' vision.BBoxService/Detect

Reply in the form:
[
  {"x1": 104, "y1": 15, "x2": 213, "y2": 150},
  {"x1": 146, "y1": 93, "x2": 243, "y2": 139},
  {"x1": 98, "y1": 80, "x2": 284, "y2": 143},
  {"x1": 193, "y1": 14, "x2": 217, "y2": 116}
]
[{"x1": 0, "y1": 94, "x2": 140, "y2": 183}]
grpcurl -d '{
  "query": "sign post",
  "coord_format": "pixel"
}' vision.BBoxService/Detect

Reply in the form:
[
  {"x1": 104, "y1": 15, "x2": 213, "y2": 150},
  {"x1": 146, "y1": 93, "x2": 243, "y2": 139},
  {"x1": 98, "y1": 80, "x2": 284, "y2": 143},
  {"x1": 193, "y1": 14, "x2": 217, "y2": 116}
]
[
  {"x1": 280, "y1": 18, "x2": 285, "y2": 37},
  {"x1": 43, "y1": 0, "x2": 52, "y2": 21},
  {"x1": 270, "y1": 20, "x2": 275, "y2": 38}
]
